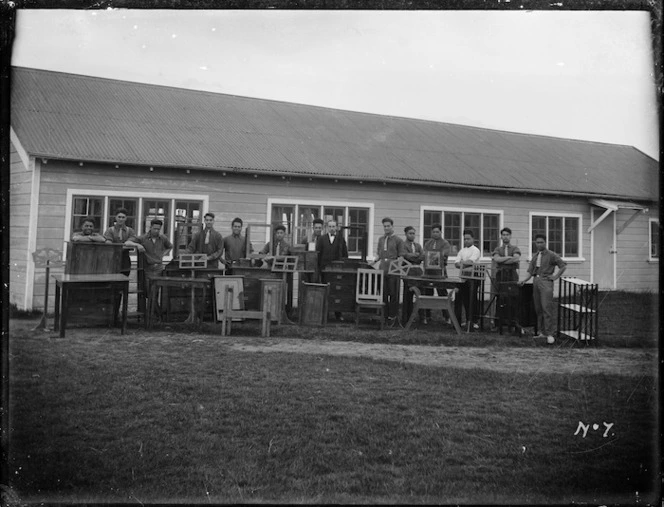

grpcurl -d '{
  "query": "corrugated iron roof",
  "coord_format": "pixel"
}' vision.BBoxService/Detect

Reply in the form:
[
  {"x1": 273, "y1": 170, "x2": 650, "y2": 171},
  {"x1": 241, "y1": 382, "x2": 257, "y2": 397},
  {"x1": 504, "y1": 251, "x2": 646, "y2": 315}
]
[{"x1": 10, "y1": 67, "x2": 659, "y2": 201}]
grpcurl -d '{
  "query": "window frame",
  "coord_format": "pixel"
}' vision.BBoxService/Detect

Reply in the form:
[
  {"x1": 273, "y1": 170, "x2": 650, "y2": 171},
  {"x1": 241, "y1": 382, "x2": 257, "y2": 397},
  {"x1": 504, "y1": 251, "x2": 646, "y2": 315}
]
[
  {"x1": 419, "y1": 205, "x2": 504, "y2": 260},
  {"x1": 528, "y1": 211, "x2": 584, "y2": 261},
  {"x1": 649, "y1": 218, "x2": 659, "y2": 262},
  {"x1": 64, "y1": 189, "x2": 209, "y2": 261},
  {"x1": 266, "y1": 198, "x2": 374, "y2": 258}
]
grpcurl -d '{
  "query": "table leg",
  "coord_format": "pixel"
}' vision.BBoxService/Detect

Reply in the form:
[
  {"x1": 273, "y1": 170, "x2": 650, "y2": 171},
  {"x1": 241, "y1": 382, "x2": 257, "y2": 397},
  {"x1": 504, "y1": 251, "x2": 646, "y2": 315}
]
[
  {"x1": 147, "y1": 282, "x2": 156, "y2": 329},
  {"x1": 184, "y1": 285, "x2": 197, "y2": 324},
  {"x1": 467, "y1": 280, "x2": 475, "y2": 333},
  {"x1": 54, "y1": 283, "x2": 61, "y2": 333},
  {"x1": 401, "y1": 279, "x2": 412, "y2": 323},
  {"x1": 121, "y1": 282, "x2": 128, "y2": 335},
  {"x1": 60, "y1": 285, "x2": 68, "y2": 338},
  {"x1": 112, "y1": 285, "x2": 119, "y2": 327},
  {"x1": 202, "y1": 285, "x2": 208, "y2": 323}
]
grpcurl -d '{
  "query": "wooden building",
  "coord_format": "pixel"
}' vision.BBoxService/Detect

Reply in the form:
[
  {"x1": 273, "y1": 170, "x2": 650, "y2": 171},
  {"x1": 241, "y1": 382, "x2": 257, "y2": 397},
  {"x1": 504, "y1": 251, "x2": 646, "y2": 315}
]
[{"x1": 10, "y1": 67, "x2": 659, "y2": 310}]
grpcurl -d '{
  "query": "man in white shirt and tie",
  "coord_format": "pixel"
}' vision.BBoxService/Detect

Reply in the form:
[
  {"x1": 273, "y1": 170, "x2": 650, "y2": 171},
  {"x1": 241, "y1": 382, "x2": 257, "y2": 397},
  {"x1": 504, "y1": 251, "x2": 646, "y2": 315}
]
[{"x1": 454, "y1": 229, "x2": 482, "y2": 328}]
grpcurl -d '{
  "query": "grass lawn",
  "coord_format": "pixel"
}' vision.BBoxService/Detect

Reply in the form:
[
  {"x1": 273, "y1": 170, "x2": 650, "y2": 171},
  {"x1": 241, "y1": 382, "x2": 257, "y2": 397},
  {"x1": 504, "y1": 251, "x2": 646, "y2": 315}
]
[{"x1": 5, "y1": 291, "x2": 659, "y2": 504}]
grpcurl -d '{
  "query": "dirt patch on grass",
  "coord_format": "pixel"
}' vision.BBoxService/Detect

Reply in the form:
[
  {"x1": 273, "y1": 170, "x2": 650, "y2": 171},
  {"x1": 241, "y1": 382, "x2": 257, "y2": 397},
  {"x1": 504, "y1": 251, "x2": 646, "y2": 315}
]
[
  {"x1": 11, "y1": 319, "x2": 656, "y2": 378},
  {"x1": 225, "y1": 338, "x2": 656, "y2": 377}
]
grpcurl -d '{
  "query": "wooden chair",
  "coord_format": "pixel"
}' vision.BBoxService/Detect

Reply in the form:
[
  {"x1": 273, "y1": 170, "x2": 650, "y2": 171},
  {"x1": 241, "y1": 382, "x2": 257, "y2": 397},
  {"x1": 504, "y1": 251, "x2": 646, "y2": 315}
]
[
  {"x1": 404, "y1": 286, "x2": 462, "y2": 335},
  {"x1": 355, "y1": 268, "x2": 385, "y2": 329},
  {"x1": 221, "y1": 285, "x2": 272, "y2": 337}
]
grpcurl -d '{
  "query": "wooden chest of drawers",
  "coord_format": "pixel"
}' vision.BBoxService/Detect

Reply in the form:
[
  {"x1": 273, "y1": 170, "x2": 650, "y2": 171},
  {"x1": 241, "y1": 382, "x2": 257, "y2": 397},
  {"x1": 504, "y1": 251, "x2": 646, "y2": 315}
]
[{"x1": 321, "y1": 270, "x2": 357, "y2": 313}]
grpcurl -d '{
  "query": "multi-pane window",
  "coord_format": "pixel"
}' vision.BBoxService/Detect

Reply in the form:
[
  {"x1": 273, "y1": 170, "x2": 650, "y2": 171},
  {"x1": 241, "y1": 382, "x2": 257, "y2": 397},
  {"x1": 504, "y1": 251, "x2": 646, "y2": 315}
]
[
  {"x1": 71, "y1": 196, "x2": 104, "y2": 233},
  {"x1": 70, "y1": 194, "x2": 203, "y2": 247},
  {"x1": 348, "y1": 207, "x2": 369, "y2": 254},
  {"x1": 650, "y1": 219, "x2": 659, "y2": 260},
  {"x1": 144, "y1": 200, "x2": 170, "y2": 236},
  {"x1": 269, "y1": 202, "x2": 371, "y2": 256},
  {"x1": 108, "y1": 198, "x2": 138, "y2": 230},
  {"x1": 423, "y1": 209, "x2": 500, "y2": 256},
  {"x1": 531, "y1": 214, "x2": 580, "y2": 257}
]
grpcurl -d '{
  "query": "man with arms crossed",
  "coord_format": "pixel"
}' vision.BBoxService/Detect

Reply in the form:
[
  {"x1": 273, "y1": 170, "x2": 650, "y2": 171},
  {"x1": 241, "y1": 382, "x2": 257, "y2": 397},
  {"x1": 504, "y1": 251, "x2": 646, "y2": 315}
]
[
  {"x1": 422, "y1": 224, "x2": 452, "y2": 324},
  {"x1": 492, "y1": 227, "x2": 521, "y2": 283}
]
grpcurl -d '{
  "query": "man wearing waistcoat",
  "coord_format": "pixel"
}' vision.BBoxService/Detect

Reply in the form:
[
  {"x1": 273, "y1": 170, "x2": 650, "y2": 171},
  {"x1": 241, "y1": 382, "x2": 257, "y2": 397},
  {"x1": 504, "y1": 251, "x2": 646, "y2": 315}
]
[{"x1": 317, "y1": 219, "x2": 349, "y2": 321}]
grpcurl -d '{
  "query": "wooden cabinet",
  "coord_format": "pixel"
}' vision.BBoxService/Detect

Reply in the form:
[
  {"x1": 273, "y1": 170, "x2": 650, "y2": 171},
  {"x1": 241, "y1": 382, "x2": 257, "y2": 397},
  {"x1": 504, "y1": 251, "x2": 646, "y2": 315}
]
[
  {"x1": 557, "y1": 277, "x2": 598, "y2": 344},
  {"x1": 298, "y1": 282, "x2": 330, "y2": 326},
  {"x1": 321, "y1": 270, "x2": 357, "y2": 313},
  {"x1": 495, "y1": 282, "x2": 537, "y2": 334},
  {"x1": 66, "y1": 242, "x2": 123, "y2": 274}
]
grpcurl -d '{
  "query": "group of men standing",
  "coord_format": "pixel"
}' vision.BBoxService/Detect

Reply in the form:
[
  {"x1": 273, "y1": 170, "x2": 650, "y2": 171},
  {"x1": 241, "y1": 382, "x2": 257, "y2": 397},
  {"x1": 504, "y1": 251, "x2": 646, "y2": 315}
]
[
  {"x1": 73, "y1": 208, "x2": 566, "y2": 339},
  {"x1": 374, "y1": 217, "x2": 566, "y2": 340}
]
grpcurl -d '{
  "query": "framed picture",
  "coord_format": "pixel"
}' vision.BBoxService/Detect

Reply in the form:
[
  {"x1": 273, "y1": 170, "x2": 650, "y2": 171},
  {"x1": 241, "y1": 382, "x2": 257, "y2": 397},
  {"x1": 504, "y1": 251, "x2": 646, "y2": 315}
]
[{"x1": 424, "y1": 251, "x2": 442, "y2": 269}]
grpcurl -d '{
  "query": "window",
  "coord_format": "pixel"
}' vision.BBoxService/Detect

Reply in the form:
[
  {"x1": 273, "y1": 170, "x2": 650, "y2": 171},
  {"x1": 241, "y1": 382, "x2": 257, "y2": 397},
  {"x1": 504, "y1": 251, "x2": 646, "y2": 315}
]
[
  {"x1": 650, "y1": 219, "x2": 659, "y2": 260},
  {"x1": 268, "y1": 199, "x2": 373, "y2": 256},
  {"x1": 348, "y1": 207, "x2": 369, "y2": 254},
  {"x1": 143, "y1": 200, "x2": 171, "y2": 236},
  {"x1": 422, "y1": 207, "x2": 501, "y2": 257},
  {"x1": 108, "y1": 198, "x2": 138, "y2": 230},
  {"x1": 530, "y1": 213, "x2": 581, "y2": 258},
  {"x1": 71, "y1": 196, "x2": 104, "y2": 233},
  {"x1": 66, "y1": 191, "x2": 207, "y2": 252}
]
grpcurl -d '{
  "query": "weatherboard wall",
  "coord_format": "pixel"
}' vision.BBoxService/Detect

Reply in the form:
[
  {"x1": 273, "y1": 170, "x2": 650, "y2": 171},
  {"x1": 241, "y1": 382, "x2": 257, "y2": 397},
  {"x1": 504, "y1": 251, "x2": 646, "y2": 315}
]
[{"x1": 12, "y1": 158, "x2": 658, "y2": 310}]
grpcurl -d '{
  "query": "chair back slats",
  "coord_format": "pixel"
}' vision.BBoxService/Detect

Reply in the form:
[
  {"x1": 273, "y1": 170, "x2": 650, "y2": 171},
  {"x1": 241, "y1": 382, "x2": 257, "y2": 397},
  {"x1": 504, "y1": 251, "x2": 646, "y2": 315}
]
[
  {"x1": 356, "y1": 268, "x2": 384, "y2": 304},
  {"x1": 460, "y1": 262, "x2": 488, "y2": 281}
]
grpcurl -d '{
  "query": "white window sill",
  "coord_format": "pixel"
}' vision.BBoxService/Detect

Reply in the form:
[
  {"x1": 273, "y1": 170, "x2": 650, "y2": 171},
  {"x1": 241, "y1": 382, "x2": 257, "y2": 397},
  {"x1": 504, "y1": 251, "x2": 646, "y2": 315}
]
[
  {"x1": 647, "y1": 258, "x2": 659, "y2": 263},
  {"x1": 526, "y1": 257, "x2": 586, "y2": 263}
]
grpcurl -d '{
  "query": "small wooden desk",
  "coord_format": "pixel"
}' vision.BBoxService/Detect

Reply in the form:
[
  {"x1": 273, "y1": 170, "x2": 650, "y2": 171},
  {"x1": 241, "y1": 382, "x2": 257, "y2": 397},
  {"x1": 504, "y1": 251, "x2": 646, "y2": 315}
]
[
  {"x1": 147, "y1": 276, "x2": 211, "y2": 328},
  {"x1": 401, "y1": 275, "x2": 466, "y2": 329},
  {"x1": 52, "y1": 274, "x2": 129, "y2": 338}
]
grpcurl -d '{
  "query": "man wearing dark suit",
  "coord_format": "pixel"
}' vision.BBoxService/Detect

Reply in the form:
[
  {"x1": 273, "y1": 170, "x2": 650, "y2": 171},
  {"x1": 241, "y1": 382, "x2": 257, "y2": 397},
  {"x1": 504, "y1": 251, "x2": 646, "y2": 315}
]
[{"x1": 317, "y1": 219, "x2": 349, "y2": 321}]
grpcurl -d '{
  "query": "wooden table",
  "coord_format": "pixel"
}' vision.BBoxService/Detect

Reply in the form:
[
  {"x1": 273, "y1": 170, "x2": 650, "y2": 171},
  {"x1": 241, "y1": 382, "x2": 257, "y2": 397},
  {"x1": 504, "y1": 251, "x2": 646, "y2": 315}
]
[
  {"x1": 147, "y1": 276, "x2": 211, "y2": 328},
  {"x1": 401, "y1": 275, "x2": 468, "y2": 329},
  {"x1": 52, "y1": 274, "x2": 129, "y2": 338}
]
